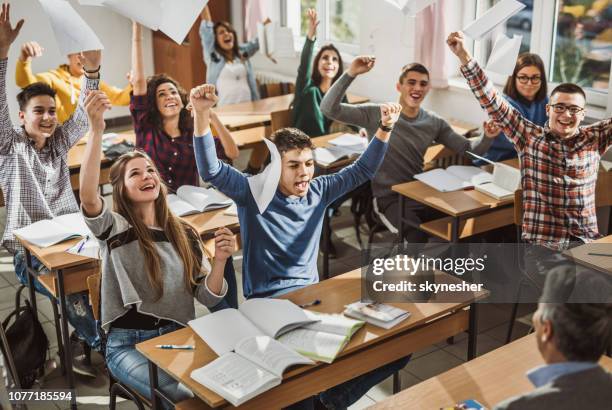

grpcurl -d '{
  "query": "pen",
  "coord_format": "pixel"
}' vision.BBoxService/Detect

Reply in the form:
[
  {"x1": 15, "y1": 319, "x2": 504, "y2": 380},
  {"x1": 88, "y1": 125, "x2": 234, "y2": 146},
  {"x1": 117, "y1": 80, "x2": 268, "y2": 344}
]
[
  {"x1": 76, "y1": 236, "x2": 88, "y2": 254},
  {"x1": 299, "y1": 299, "x2": 321, "y2": 308},
  {"x1": 155, "y1": 345, "x2": 194, "y2": 350},
  {"x1": 587, "y1": 252, "x2": 612, "y2": 257}
]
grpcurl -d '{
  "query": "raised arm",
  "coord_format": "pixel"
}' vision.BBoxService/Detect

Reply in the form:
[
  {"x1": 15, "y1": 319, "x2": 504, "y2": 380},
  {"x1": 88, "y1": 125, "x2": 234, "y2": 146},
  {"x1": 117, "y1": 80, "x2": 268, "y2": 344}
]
[
  {"x1": 195, "y1": 227, "x2": 235, "y2": 303},
  {"x1": 0, "y1": 3, "x2": 23, "y2": 151},
  {"x1": 295, "y1": 9, "x2": 317, "y2": 94},
  {"x1": 15, "y1": 41, "x2": 42, "y2": 88},
  {"x1": 191, "y1": 84, "x2": 249, "y2": 204},
  {"x1": 199, "y1": 6, "x2": 215, "y2": 66},
  {"x1": 320, "y1": 56, "x2": 379, "y2": 130},
  {"x1": 131, "y1": 22, "x2": 146, "y2": 96},
  {"x1": 585, "y1": 117, "x2": 612, "y2": 154},
  {"x1": 79, "y1": 91, "x2": 111, "y2": 217},
  {"x1": 210, "y1": 110, "x2": 239, "y2": 160}
]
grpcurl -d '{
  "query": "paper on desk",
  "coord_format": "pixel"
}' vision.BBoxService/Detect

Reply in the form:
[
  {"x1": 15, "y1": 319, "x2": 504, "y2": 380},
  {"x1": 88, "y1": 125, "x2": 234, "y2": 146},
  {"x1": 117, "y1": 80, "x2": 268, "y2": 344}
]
[
  {"x1": 486, "y1": 33, "x2": 522, "y2": 77},
  {"x1": 247, "y1": 139, "x2": 281, "y2": 214},
  {"x1": 463, "y1": 0, "x2": 525, "y2": 40},
  {"x1": 102, "y1": 0, "x2": 163, "y2": 30},
  {"x1": 159, "y1": 0, "x2": 209, "y2": 44},
  {"x1": 38, "y1": 0, "x2": 104, "y2": 55},
  {"x1": 66, "y1": 238, "x2": 101, "y2": 260}
]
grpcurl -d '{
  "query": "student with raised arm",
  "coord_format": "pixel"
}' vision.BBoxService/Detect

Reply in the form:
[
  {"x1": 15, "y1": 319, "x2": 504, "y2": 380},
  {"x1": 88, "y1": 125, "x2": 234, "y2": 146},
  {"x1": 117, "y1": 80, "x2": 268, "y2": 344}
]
[
  {"x1": 321, "y1": 56, "x2": 498, "y2": 243},
  {"x1": 79, "y1": 90, "x2": 235, "y2": 408},
  {"x1": 447, "y1": 31, "x2": 611, "y2": 250},
  {"x1": 130, "y1": 22, "x2": 238, "y2": 194},
  {"x1": 0, "y1": 3, "x2": 102, "y2": 378},
  {"x1": 292, "y1": 8, "x2": 347, "y2": 137},
  {"x1": 16, "y1": 40, "x2": 130, "y2": 123},
  {"x1": 192, "y1": 83, "x2": 411, "y2": 408}
]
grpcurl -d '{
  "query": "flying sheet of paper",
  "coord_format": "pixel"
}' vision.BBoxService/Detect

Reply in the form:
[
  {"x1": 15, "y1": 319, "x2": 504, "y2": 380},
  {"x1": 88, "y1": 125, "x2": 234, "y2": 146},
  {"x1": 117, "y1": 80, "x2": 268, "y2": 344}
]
[
  {"x1": 38, "y1": 0, "x2": 104, "y2": 55},
  {"x1": 403, "y1": 0, "x2": 437, "y2": 16},
  {"x1": 102, "y1": 0, "x2": 163, "y2": 30},
  {"x1": 463, "y1": 0, "x2": 525, "y2": 40},
  {"x1": 78, "y1": 0, "x2": 104, "y2": 5},
  {"x1": 257, "y1": 22, "x2": 269, "y2": 56},
  {"x1": 486, "y1": 33, "x2": 523, "y2": 77},
  {"x1": 267, "y1": 24, "x2": 296, "y2": 58},
  {"x1": 247, "y1": 139, "x2": 281, "y2": 214},
  {"x1": 159, "y1": 0, "x2": 209, "y2": 44}
]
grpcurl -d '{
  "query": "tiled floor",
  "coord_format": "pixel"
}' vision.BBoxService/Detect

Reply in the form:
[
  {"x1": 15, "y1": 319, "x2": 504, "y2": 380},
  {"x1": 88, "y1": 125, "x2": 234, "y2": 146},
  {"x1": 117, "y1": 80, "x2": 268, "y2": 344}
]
[{"x1": 0, "y1": 148, "x2": 536, "y2": 409}]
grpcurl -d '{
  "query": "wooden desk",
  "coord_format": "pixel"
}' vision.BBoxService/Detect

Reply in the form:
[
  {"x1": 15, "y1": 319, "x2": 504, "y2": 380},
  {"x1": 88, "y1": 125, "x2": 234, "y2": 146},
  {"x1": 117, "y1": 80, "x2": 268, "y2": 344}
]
[
  {"x1": 371, "y1": 334, "x2": 612, "y2": 409},
  {"x1": 563, "y1": 235, "x2": 612, "y2": 274},
  {"x1": 137, "y1": 269, "x2": 488, "y2": 409}
]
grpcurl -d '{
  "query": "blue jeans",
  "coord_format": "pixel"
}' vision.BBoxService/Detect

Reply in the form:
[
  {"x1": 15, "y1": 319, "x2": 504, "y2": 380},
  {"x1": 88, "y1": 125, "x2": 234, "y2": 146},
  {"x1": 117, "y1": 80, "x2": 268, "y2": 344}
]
[
  {"x1": 106, "y1": 323, "x2": 193, "y2": 410},
  {"x1": 208, "y1": 256, "x2": 238, "y2": 312},
  {"x1": 262, "y1": 286, "x2": 411, "y2": 409},
  {"x1": 13, "y1": 252, "x2": 102, "y2": 352}
]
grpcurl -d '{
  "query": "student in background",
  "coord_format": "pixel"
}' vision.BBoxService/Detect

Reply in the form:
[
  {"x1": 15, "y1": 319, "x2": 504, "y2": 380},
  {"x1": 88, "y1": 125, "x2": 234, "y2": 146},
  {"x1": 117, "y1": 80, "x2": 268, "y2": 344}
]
[
  {"x1": 476, "y1": 53, "x2": 549, "y2": 164},
  {"x1": 292, "y1": 8, "x2": 346, "y2": 137},
  {"x1": 447, "y1": 31, "x2": 611, "y2": 250},
  {"x1": 16, "y1": 41, "x2": 131, "y2": 124},
  {"x1": 0, "y1": 4, "x2": 101, "y2": 377},
  {"x1": 130, "y1": 22, "x2": 238, "y2": 194},
  {"x1": 192, "y1": 83, "x2": 410, "y2": 409},
  {"x1": 79, "y1": 90, "x2": 235, "y2": 407},
  {"x1": 321, "y1": 57, "x2": 498, "y2": 243}
]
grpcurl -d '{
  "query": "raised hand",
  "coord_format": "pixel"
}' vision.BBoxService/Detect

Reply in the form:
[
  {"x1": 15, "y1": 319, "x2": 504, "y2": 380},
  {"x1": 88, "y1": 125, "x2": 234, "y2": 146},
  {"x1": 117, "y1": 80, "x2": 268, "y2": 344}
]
[
  {"x1": 19, "y1": 41, "x2": 43, "y2": 62},
  {"x1": 84, "y1": 90, "x2": 111, "y2": 135},
  {"x1": 0, "y1": 3, "x2": 24, "y2": 58},
  {"x1": 348, "y1": 56, "x2": 376, "y2": 77},
  {"x1": 446, "y1": 31, "x2": 471, "y2": 65},
  {"x1": 380, "y1": 103, "x2": 402, "y2": 127},
  {"x1": 483, "y1": 119, "x2": 501, "y2": 138},
  {"x1": 79, "y1": 49, "x2": 102, "y2": 75},
  {"x1": 306, "y1": 8, "x2": 319, "y2": 40},
  {"x1": 214, "y1": 227, "x2": 236, "y2": 261},
  {"x1": 190, "y1": 84, "x2": 218, "y2": 113}
]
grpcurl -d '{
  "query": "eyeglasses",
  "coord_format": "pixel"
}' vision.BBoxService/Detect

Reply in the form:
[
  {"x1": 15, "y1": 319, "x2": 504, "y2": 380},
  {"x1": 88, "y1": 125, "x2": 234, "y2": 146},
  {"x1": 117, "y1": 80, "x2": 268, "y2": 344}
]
[
  {"x1": 516, "y1": 75, "x2": 541, "y2": 85},
  {"x1": 550, "y1": 103, "x2": 585, "y2": 115}
]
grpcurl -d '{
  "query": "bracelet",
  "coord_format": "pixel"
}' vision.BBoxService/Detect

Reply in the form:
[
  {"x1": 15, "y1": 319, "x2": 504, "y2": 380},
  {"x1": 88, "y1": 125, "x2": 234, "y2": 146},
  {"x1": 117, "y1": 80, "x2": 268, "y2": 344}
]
[
  {"x1": 83, "y1": 65, "x2": 101, "y2": 74},
  {"x1": 378, "y1": 120, "x2": 393, "y2": 133}
]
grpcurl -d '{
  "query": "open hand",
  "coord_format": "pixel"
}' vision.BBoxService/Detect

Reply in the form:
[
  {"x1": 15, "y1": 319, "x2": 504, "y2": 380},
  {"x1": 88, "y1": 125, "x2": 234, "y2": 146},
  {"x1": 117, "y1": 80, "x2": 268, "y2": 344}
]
[
  {"x1": 84, "y1": 90, "x2": 111, "y2": 135},
  {"x1": 79, "y1": 49, "x2": 102, "y2": 75},
  {"x1": 446, "y1": 31, "x2": 472, "y2": 64},
  {"x1": 0, "y1": 3, "x2": 24, "y2": 58},
  {"x1": 306, "y1": 9, "x2": 319, "y2": 40},
  {"x1": 483, "y1": 119, "x2": 501, "y2": 138}
]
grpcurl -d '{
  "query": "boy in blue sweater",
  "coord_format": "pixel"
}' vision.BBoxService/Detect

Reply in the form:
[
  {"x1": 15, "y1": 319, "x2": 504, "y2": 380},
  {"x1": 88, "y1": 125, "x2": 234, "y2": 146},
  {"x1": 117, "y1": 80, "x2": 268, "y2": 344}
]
[{"x1": 191, "y1": 83, "x2": 408, "y2": 409}]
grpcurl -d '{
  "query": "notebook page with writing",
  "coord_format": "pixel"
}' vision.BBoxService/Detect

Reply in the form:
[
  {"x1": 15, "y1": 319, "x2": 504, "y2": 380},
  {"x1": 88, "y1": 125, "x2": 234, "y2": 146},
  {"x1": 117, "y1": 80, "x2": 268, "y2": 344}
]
[{"x1": 235, "y1": 336, "x2": 313, "y2": 377}]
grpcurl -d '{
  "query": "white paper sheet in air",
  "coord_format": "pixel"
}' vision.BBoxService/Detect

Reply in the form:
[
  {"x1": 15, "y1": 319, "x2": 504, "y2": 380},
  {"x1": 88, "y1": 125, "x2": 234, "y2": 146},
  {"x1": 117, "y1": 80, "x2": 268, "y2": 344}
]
[
  {"x1": 159, "y1": 0, "x2": 210, "y2": 44},
  {"x1": 486, "y1": 33, "x2": 523, "y2": 77},
  {"x1": 462, "y1": 0, "x2": 525, "y2": 40},
  {"x1": 78, "y1": 0, "x2": 104, "y2": 5},
  {"x1": 102, "y1": 0, "x2": 163, "y2": 30},
  {"x1": 247, "y1": 139, "x2": 281, "y2": 214},
  {"x1": 38, "y1": 0, "x2": 104, "y2": 55}
]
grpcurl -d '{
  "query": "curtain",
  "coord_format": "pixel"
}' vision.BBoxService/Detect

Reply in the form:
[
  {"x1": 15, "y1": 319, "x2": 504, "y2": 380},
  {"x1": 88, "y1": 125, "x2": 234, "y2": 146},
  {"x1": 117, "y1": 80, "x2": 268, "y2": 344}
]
[
  {"x1": 244, "y1": 0, "x2": 266, "y2": 41},
  {"x1": 414, "y1": 0, "x2": 448, "y2": 88}
]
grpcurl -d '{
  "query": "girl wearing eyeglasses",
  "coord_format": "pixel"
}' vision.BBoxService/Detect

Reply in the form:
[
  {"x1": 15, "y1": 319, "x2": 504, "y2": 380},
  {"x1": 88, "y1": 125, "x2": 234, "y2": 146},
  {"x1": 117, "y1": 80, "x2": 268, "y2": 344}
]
[{"x1": 477, "y1": 53, "x2": 549, "y2": 164}]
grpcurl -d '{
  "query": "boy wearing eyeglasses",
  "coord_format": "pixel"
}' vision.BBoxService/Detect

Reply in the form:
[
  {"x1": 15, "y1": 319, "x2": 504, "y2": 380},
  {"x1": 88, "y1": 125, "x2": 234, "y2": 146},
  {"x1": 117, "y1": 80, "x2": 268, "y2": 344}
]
[{"x1": 447, "y1": 32, "x2": 611, "y2": 251}]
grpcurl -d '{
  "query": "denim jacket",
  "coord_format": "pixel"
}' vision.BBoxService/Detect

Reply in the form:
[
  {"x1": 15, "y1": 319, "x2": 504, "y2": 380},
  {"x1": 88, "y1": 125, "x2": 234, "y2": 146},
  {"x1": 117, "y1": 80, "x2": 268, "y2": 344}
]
[{"x1": 199, "y1": 20, "x2": 260, "y2": 101}]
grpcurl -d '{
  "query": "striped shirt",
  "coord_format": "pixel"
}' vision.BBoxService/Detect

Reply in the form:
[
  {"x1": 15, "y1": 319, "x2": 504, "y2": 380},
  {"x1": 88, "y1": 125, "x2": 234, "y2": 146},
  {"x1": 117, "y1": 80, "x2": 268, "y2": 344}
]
[
  {"x1": 461, "y1": 59, "x2": 611, "y2": 250},
  {"x1": 0, "y1": 58, "x2": 96, "y2": 253}
]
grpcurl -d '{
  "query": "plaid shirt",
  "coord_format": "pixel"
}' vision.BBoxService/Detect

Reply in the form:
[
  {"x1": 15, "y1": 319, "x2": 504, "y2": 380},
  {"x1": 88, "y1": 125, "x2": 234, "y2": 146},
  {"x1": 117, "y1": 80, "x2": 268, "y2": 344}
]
[
  {"x1": 0, "y1": 58, "x2": 96, "y2": 253},
  {"x1": 461, "y1": 60, "x2": 611, "y2": 250},
  {"x1": 130, "y1": 95, "x2": 227, "y2": 193}
]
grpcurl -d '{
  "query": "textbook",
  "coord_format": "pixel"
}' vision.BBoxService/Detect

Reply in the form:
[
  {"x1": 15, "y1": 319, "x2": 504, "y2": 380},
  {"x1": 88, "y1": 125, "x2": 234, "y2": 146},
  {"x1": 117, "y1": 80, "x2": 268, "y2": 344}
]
[
  {"x1": 414, "y1": 166, "x2": 493, "y2": 192},
  {"x1": 190, "y1": 335, "x2": 314, "y2": 407},
  {"x1": 277, "y1": 310, "x2": 365, "y2": 363},
  {"x1": 167, "y1": 186, "x2": 232, "y2": 216},
  {"x1": 474, "y1": 162, "x2": 521, "y2": 200},
  {"x1": 257, "y1": 22, "x2": 295, "y2": 59},
  {"x1": 13, "y1": 212, "x2": 91, "y2": 248},
  {"x1": 343, "y1": 302, "x2": 410, "y2": 329},
  {"x1": 188, "y1": 299, "x2": 317, "y2": 357},
  {"x1": 314, "y1": 134, "x2": 367, "y2": 166}
]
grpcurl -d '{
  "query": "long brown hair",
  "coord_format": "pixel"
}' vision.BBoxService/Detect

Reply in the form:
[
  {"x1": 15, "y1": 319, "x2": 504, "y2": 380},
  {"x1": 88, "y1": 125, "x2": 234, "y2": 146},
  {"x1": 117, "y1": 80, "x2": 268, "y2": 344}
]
[
  {"x1": 311, "y1": 44, "x2": 344, "y2": 89},
  {"x1": 503, "y1": 53, "x2": 548, "y2": 104},
  {"x1": 109, "y1": 150, "x2": 208, "y2": 300},
  {"x1": 213, "y1": 21, "x2": 245, "y2": 62},
  {"x1": 145, "y1": 74, "x2": 193, "y2": 136}
]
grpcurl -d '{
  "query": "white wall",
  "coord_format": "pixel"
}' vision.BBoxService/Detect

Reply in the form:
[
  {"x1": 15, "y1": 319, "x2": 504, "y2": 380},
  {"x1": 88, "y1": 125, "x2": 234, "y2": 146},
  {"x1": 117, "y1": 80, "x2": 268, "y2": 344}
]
[{"x1": 6, "y1": 0, "x2": 155, "y2": 123}]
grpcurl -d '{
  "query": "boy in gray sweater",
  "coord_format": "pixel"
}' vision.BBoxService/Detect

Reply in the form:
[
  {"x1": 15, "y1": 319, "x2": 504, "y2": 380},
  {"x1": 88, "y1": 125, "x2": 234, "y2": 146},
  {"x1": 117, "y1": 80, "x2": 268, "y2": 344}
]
[{"x1": 321, "y1": 58, "x2": 498, "y2": 242}]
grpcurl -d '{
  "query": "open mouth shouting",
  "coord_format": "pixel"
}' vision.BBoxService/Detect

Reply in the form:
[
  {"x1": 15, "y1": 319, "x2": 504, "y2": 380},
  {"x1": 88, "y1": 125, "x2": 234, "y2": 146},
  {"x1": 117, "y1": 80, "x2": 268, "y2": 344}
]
[
  {"x1": 295, "y1": 180, "x2": 310, "y2": 193},
  {"x1": 139, "y1": 182, "x2": 157, "y2": 192}
]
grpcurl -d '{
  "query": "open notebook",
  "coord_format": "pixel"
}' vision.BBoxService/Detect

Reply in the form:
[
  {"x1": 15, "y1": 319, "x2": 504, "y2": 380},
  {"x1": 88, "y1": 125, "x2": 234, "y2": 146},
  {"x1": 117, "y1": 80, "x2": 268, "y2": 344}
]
[
  {"x1": 314, "y1": 134, "x2": 367, "y2": 166},
  {"x1": 13, "y1": 212, "x2": 91, "y2": 248},
  {"x1": 468, "y1": 152, "x2": 521, "y2": 200},
  {"x1": 167, "y1": 186, "x2": 233, "y2": 216},
  {"x1": 414, "y1": 165, "x2": 493, "y2": 192}
]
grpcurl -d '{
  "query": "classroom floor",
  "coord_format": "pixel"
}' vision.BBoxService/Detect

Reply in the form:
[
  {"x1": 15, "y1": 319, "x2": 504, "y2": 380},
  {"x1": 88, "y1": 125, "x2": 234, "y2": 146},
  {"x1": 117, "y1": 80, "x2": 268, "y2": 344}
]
[{"x1": 0, "y1": 147, "x2": 536, "y2": 409}]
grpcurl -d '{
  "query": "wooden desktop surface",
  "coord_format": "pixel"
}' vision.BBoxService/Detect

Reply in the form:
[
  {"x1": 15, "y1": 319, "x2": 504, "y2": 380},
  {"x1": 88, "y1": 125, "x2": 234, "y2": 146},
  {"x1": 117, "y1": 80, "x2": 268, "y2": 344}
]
[
  {"x1": 563, "y1": 235, "x2": 612, "y2": 274},
  {"x1": 371, "y1": 334, "x2": 612, "y2": 410},
  {"x1": 137, "y1": 269, "x2": 488, "y2": 409}
]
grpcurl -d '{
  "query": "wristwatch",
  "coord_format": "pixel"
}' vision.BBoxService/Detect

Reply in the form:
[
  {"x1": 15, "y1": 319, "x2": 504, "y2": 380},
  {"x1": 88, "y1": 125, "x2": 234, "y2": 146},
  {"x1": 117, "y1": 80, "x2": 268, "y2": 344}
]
[{"x1": 378, "y1": 120, "x2": 393, "y2": 132}]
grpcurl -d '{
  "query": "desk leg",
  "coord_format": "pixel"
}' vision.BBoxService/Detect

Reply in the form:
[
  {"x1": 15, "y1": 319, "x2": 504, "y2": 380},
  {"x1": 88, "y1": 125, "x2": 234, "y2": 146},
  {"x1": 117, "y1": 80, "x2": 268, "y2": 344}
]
[
  {"x1": 51, "y1": 301, "x2": 66, "y2": 375},
  {"x1": 467, "y1": 303, "x2": 479, "y2": 360},
  {"x1": 56, "y1": 269, "x2": 77, "y2": 410},
  {"x1": 23, "y1": 249, "x2": 38, "y2": 315},
  {"x1": 451, "y1": 216, "x2": 460, "y2": 243},
  {"x1": 148, "y1": 361, "x2": 161, "y2": 410}
]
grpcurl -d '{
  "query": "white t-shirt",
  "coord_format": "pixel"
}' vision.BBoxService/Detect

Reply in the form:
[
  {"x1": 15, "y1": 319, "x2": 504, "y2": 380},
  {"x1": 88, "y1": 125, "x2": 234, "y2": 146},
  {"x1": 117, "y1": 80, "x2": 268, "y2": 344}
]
[{"x1": 216, "y1": 60, "x2": 252, "y2": 106}]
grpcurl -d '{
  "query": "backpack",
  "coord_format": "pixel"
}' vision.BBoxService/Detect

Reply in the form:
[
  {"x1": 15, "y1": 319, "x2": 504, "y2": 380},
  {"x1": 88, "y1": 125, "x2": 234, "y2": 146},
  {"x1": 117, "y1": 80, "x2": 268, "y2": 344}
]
[{"x1": 0, "y1": 285, "x2": 49, "y2": 388}]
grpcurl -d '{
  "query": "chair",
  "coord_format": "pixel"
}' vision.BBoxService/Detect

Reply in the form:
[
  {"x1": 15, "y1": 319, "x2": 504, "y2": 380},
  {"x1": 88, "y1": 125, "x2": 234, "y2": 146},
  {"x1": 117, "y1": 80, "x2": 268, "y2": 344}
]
[
  {"x1": 0, "y1": 189, "x2": 4, "y2": 207},
  {"x1": 270, "y1": 108, "x2": 293, "y2": 132}
]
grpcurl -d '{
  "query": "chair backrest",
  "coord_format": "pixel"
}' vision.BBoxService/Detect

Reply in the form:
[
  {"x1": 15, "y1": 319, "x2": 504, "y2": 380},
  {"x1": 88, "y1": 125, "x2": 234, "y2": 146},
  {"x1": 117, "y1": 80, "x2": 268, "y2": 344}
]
[
  {"x1": 423, "y1": 144, "x2": 468, "y2": 171},
  {"x1": 270, "y1": 108, "x2": 293, "y2": 133},
  {"x1": 514, "y1": 189, "x2": 523, "y2": 226},
  {"x1": 258, "y1": 82, "x2": 295, "y2": 98},
  {"x1": 0, "y1": 189, "x2": 4, "y2": 208},
  {"x1": 595, "y1": 170, "x2": 612, "y2": 207},
  {"x1": 87, "y1": 273, "x2": 101, "y2": 321}
]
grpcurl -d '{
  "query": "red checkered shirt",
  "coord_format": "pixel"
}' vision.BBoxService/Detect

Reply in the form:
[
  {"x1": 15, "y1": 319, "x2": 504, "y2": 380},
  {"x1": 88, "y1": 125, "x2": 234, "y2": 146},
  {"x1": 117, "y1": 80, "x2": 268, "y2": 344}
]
[
  {"x1": 461, "y1": 59, "x2": 611, "y2": 250},
  {"x1": 130, "y1": 94, "x2": 227, "y2": 193},
  {"x1": 0, "y1": 58, "x2": 96, "y2": 253}
]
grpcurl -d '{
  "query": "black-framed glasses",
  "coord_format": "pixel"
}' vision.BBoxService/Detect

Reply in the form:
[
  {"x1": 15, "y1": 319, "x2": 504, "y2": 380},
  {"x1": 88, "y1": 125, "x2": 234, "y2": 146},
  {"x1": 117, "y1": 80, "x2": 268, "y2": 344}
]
[
  {"x1": 516, "y1": 75, "x2": 542, "y2": 85},
  {"x1": 550, "y1": 103, "x2": 585, "y2": 115}
]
